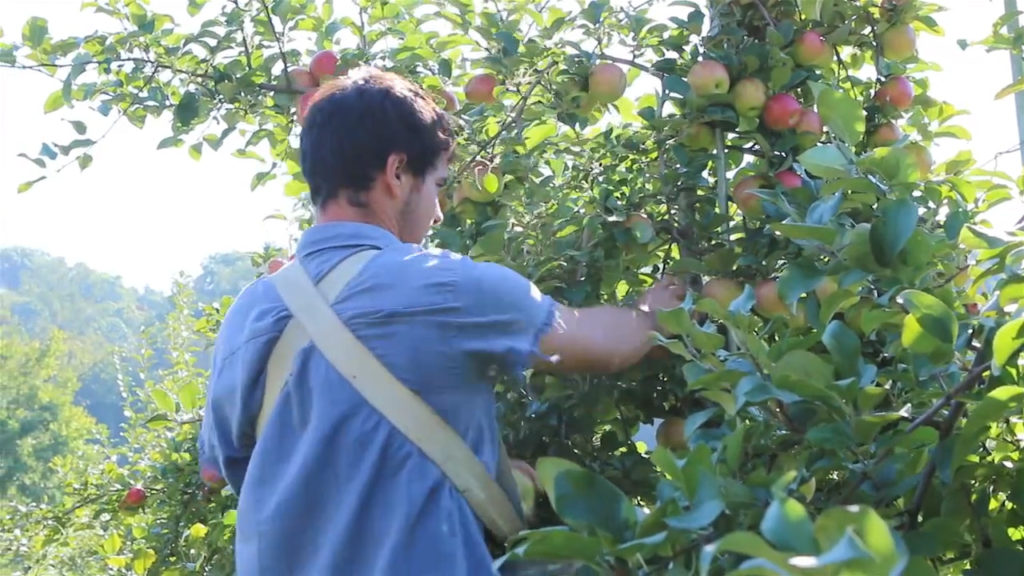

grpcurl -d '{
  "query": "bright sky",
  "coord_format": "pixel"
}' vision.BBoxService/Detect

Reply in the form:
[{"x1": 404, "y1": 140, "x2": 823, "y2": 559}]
[{"x1": 1, "y1": 0, "x2": 1022, "y2": 293}]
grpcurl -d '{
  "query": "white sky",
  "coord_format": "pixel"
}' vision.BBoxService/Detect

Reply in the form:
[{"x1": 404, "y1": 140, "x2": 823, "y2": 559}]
[{"x1": 1, "y1": 0, "x2": 1022, "y2": 293}]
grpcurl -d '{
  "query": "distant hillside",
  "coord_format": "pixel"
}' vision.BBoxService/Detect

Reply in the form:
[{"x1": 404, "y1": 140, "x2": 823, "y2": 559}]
[{"x1": 0, "y1": 246, "x2": 261, "y2": 438}]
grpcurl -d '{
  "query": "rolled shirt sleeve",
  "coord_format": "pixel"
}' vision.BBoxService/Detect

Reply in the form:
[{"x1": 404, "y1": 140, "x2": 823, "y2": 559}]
[{"x1": 454, "y1": 258, "x2": 557, "y2": 378}]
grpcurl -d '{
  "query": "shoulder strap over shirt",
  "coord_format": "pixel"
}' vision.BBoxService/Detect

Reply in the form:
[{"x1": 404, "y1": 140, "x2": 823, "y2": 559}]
[{"x1": 257, "y1": 251, "x2": 526, "y2": 543}]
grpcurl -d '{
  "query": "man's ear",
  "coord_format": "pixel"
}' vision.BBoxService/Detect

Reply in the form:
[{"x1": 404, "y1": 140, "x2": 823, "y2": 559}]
[{"x1": 383, "y1": 153, "x2": 409, "y2": 199}]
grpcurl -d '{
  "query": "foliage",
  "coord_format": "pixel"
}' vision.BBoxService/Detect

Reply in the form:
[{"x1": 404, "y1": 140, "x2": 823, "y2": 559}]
[
  {"x1": 0, "y1": 324, "x2": 106, "y2": 504},
  {"x1": 2, "y1": 0, "x2": 1024, "y2": 575}
]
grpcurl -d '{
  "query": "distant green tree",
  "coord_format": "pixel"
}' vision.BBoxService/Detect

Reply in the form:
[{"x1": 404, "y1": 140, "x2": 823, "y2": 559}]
[{"x1": 0, "y1": 325, "x2": 105, "y2": 504}]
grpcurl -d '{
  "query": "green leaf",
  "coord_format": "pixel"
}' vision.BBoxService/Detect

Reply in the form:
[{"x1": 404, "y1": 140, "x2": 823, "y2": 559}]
[
  {"x1": 898, "y1": 290, "x2": 957, "y2": 354},
  {"x1": 657, "y1": 307, "x2": 726, "y2": 352},
  {"x1": 699, "y1": 532, "x2": 792, "y2": 576},
  {"x1": 551, "y1": 468, "x2": 637, "y2": 542},
  {"x1": 21, "y1": 16, "x2": 48, "y2": 48},
  {"x1": 995, "y1": 76, "x2": 1024, "y2": 100},
  {"x1": 507, "y1": 527, "x2": 604, "y2": 562},
  {"x1": 523, "y1": 121, "x2": 557, "y2": 150},
  {"x1": 769, "y1": 223, "x2": 838, "y2": 244},
  {"x1": 813, "y1": 505, "x2": 908, "y2": 575},
  {"x1": 777, "y1": 260, "x2": 825, "y2": 304},
  {"x1": 992, "y1": 318, "x2": 1024, "y2": 375},
  {"x1": 797, "y1": 144, "x2": 855, "y2": 179},
  {"x1": 68, "y1": 120, "x2": 87, "y2": 135},
  {"x1": 18, "y1": 176, "x2": 47, "y2": 193},
  {"x1": 174, "y1": 91, "x2": 201, "y2": 128},
  {"x1": 822, "y1": 320, "x2": 861, "y2": 379},
  {"x1": 869, "y1": 198, "x2": 918, "y2": 267},
  {"x1": 535, "y1": 456, "x2": 585, "y2": 509},
  {"x1": 814, "y1": 84, "x2": 866, "y2": 144},
  {"x1": 151, "y1": 388, "x2": 176, "y2": 413},
  {"x1": 953, "y1": 386, "x2": 1024, "y2": 471},
  {"x1": 43, "y1": 90, "x2": 65, "y2": 113},
  {"x1": 178, "y1": 380, "x2": 201, "y2": 412},
  {"x1": 760, "y1": 496, "x2": 817, "y2": 554}
]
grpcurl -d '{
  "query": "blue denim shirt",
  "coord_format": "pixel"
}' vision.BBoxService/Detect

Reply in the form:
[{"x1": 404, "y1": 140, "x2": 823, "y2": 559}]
[{"x1": 198, "y1": 221, "x2": 556, "y2": 575}]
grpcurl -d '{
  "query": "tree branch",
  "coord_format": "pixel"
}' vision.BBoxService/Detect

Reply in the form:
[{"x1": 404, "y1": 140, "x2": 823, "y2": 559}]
[
  {"x1": 230, "y1": 0, "x2": 254, "y2": 70},
  {"x1": 595, "y1": 52, "x2": 663, "y2": 78},
  {"x1": 753, "y1": 0, "x2": 776, "y2": 27},
  {"x1": 259, "y1": 0, "x2": 293, "y2": 88},
  {"x1": 840, "y1": 360, "x2": 992, "y2": 503}
]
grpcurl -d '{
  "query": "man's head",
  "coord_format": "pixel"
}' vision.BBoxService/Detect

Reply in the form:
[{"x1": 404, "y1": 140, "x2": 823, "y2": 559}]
[{"x1": 299, "y1": 67, "x2": 455, "y2": 244}]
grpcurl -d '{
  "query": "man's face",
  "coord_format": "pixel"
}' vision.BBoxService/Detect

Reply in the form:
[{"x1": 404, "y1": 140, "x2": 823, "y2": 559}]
[{"x1": 397, "y1": 156, "x2": 448, "y2": 245}]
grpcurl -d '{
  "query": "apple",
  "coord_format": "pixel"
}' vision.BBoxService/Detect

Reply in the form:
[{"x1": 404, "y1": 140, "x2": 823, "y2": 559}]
[
  {"x1": 625, "y1": 213, "x2": 655, "y2": 243},
  {"x1": 680, "y1": 123, "x2": 715, "y2": 150},
  {"x1": 905, "y1": 142, "x2": 932, "y2": 178},
  {"x1": 458, "y1": 160, "x2": 502, "y2": 202},
  {"x1": 880, "y1": 24, "x2": 916, "y2": 61},
  {"x1": 731, "y1": 77, "x2": 768, "y2": 117},
  {"x1": 656, "y1": 416, "x2": 687, "y2": 451},
  {"x1": 465, "y1": 73, "x2": 498, "y2": 104},
  {"x1": 309, "y1": 50, "x2": 339, "y2": 79},
  {"x1": 267, "y1": 258, "x2": 286, "y2": 275},
  {"x1": 701, "y1": 277, "x2": 743, "y2": 309},
  {"x1": 200, "y1": 464, "x2": 227, "y2": 490},
  {"x1": 754, "y1": 279, "x2": 789, "y2": 318},
  {"x1": 119, "y1": 486, "x2": 146, "y2": 510},
  {"x1": 288, "y1": 69, "x2": 318, "y2": 92},
  {"x1": 795, "y1": 109, "x2": 824, "y2": 148},
  {"x1": 688, "y1": 59, "x2": 731, "y2": 96},
  {"x1": 762, "y1": 93, "x2": 803, "y2": 131},
  {"x1": 868, "y1": 122, "x2": 902, "y2": 147},
  {"x1": 814, "y1": 276, "x2": 838, "y2": 300},
  {"x1": 588, "y1": 62, "x2": 627, "y2": 104},
  {"x1": 774, "y1": 170, "x2": 803, "y2": 189},
  {"x1": 732, "y1": 175, "x2": 767, "y2": 217},
  {"x1": 874, "y1": 76, "x2": 914, "y2": 111},
  {"x1": 297, "y1": 90, "x2": 318, "y2": 126},
  {"x1": 792, "y1": 31, "x2": 832, "y2": 67}
]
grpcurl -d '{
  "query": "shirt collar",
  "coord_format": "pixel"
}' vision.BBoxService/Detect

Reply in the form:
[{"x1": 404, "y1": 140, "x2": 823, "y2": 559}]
[{"x1": 296, "y1": 221, "x2": 403, "y2": 258}]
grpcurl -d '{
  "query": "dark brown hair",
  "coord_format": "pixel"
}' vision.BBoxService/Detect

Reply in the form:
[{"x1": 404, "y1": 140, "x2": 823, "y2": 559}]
[{"x1": 300, "y1": 67, "x2": 454, "y2": 209}]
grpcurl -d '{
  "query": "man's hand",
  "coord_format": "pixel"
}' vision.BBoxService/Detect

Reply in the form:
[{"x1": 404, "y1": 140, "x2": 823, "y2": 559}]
[{"x1": 638, "y1": 275, "x2": 687, "y2": 314}]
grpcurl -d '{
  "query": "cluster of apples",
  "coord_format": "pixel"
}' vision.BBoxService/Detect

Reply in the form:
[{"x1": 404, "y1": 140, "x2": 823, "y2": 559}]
[
  {"x1": 288, "y1": 49, "x2": 347, "y2": 125},
  {"x1": 452, "y1": 63, "x2": 627, "y2": 207},
  {"x1": 699, "y1": 275, "x2": 839, "y2": 327}
]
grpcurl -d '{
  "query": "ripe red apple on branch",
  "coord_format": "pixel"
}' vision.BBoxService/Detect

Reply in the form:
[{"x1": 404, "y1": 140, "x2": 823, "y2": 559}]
[
  {"x1": 732, "y1": 175, "x2": 767, "y2": 218},
  {"x1": 701, "y1": 278, "x2": 743, "y2": 309},
  {"x1": 118, "y1": 486, "x2": 147, "y2": 510},
  {"x1": 874, "y1": 76, "x2": 914, "y2": 111},
  {"x1": 774, "y1": 170, "x2": 803, "y2": 189},
  {"x1": 762, "y1": 93, "x2": 803, "y2": 131},
  {"x1": 465, "y1": 73, "x2": 498, "y2": 104},
  {"x1": 792, "y1": 31, "x2": 832, "y2": 67},
  {"x1": 309, "y1": 50, "x2": 340, "y2": 80},
  {"x1": 588, "y1": 62, "x2": 627, "y2": 104},
  {"x1": 288, "y1": 69, "x2": 318, "y2": 93},
  {"x1": 656, "y1": 416, "x2": 687, "y2": 451},
  {"x1": 880, "y1": 23, "x2": 917, "y2": 61},
  {"x1": 868, "y1": 122, "x2": 903, "y2": 147},
  {"x1": 795, "y1": 109, "x2": 824, "y2": 148}
]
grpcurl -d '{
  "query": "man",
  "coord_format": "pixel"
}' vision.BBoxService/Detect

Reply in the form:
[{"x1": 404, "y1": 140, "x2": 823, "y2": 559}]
[{"x1": 198, "y1": 67, "x2": 685, "y2": 575}]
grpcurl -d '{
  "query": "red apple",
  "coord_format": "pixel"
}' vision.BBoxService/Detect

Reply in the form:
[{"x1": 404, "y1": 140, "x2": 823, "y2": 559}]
[
  {"x1": 440, "y1": 88, "x2": 459, "y2": 112},
  {"x1": 701, "y1": 277, "x2": 743, "y2": 309},
  {"x1": 880, "y1": 24, "x2": 916, "y2": 61},
  {"x1": 731, "y1": 77, "x2": 768, "y2": 117},
  {"x1": 874, "y1": 76, "x2": 914, "y2": 111},
  {"x1": 732, "y1": 175, "x2": 767, "y2": 218},
  {"x1": 793, "y1": 31, "x2": 832, "y2": 67},
  {"x1": 814, "y1": 276, "x2": 838, "y2": 300},
  {"x1": 288, "y1": 69, "x2": 318, "y2": 92},
  {"x1": 688, "y1": 59, "x2": 731, "y2": 96},
  {"x1": 465, "y1": 73, "x2": 498, "y2": 104},
  {"x1": 267, "y1": 258, "x2": 286, "y2": 275},
  {"x1": 774, "y1": 170, "x2": 802, "y2": 189},
  {"x1": 868, "y1": 122, "x2": 902, "y2": 147},
  {"x1": 656, "y1": 416, "x2": 687, "y2": 451},
  {"x1": 119, "y1": 486, "x2": 147, "y2": 510},
  {"x1": 680, "y1": 122, "x2": 715, "y2": 150},
  {"x1": 200, "y1": 465, "x2": 227, "y2": 490},
  {"x1": 588, "y1": 62, "x2": 627, "y2": 104},
  {"x1": 762, "y1": 93, "x2": 803, "y2": 131},
  {"x1": 754, "y1": 279, "x2": 788, "y2": 317},
  {"x1": 795, "y1": 109, "x2": 824, "y2": 148},
  {"x1": 297, "y1": 90, "x2": 318, "y2": 126},
  {"x1": 309, "y1": 50, "x2": 340, "y2": 79}
]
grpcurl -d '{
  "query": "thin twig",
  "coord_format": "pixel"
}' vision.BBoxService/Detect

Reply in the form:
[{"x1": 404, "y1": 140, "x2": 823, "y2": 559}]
[
  {"x1": 753, "y1": 0, "x2": 776, "y2": 27},
  {"x1": 595, "y1": 52, "x2": 663, "y2": 78},
  {"x1": 906, "y1": 398, "x2": 964, "y2": 528},
  {"x1": 230, "y1": 0, "x2": 254, "y2": 69},
  {"x1": 259, "y1": 0, "x2": 293, "y2": 87}
]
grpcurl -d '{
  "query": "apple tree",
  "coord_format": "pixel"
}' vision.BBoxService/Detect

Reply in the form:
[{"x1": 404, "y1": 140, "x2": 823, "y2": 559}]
[{"x1": 3, "y1": 0, "x2": 1024, "y2": 574}]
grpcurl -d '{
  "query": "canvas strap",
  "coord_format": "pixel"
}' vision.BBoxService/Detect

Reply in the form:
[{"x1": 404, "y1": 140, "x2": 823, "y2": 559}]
[{"x1": 257, "y1": 251, "x2": 526, "y2": 542}]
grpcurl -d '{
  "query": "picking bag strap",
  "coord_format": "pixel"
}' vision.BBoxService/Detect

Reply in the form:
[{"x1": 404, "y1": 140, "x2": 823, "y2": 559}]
[
  {"x1": 269, "y1": 257, "x2": 526, "y2": 542},
  {"x1": 256, "y1": 249, "x2": 379, "y2": 438}
]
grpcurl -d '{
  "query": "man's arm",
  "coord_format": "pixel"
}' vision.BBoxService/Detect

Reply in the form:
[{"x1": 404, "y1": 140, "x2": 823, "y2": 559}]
[
  {"x1": 455, "y1": 259, "x2": 683, "y2": 377},
  {"x1": 534, "y1": 303, "x2": 659, "y2": 374}
]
